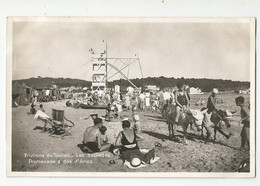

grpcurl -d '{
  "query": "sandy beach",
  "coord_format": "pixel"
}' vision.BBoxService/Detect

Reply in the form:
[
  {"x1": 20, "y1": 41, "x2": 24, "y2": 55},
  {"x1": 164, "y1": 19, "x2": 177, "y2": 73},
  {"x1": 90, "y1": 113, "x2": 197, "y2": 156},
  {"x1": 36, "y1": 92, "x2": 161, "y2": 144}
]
[{"x1": 11, "y1": 93, "x2": 250, "y2": 172}]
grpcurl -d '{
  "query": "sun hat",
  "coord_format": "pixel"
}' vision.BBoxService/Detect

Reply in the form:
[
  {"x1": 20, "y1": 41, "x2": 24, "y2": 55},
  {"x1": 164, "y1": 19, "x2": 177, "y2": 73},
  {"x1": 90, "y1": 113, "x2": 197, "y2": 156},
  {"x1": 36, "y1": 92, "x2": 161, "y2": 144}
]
[
  {"x1": 212, "y1": 88, "x2": 219, "y2": 94},
  {"x1": 133, "y1": 114, "x2": 140, "y2": 121},
  {"x1": 130, "y1": 158, "x2": 142, "y2": 167}
]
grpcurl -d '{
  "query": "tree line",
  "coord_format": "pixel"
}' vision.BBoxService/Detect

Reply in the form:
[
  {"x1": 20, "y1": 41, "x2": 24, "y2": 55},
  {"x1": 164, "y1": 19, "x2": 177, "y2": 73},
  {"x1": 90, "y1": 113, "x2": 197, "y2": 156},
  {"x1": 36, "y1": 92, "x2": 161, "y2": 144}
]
[
  {"x1": 108, "y1": 76, "x2": 250, "y2": 92},
  {"x1": 14, "y1": 76, "x2": 249, "y2": 92}
]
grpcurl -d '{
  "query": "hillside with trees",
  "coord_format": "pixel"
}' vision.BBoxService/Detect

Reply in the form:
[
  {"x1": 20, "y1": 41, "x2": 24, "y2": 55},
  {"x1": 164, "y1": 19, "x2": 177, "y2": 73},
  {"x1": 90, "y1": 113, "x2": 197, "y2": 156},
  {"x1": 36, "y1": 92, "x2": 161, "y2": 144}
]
[
  {"x1": 108, "y1": 77, "x2": 250, "y2": 92},
  {"x1": 14, "y1": 77, "x2": 91, "y2": 88},
  {"x1": 14, "y1": 76, "x2": 250, "y2": 92}
]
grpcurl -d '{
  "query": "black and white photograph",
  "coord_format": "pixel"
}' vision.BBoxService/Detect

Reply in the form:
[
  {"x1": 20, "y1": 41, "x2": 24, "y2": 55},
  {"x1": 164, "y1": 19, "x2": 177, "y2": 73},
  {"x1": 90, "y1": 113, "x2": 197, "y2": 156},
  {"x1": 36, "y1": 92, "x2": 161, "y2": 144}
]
[{"x1": 6, "y1": 17, "x2": 255, "y2": 177}]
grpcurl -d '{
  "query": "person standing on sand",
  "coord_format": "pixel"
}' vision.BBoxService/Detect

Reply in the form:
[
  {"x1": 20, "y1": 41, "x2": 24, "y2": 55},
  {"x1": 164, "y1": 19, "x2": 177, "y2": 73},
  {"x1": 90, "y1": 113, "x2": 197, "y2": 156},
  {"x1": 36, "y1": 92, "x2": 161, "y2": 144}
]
[
  {"x1": 203, "y1": 88, "x2": 218, "y2": 143},
  {"x1": 145, "y1": 91, "x2": 151, "y2": 110},
  {"x1": 139, "y1": 92, "x2": 145, "y2": 111},
  {"x1": 28, "y1": 104, "x2": 37, "y2": 114},
  {"x1": 235, "y1": 96, "x2": 250, "y2": 150},
  {"x1": 132, "y1": 114, "x2": 142, "y2": 134},
  {"x1": 207, "y1": 88, "x2": 218, "y2": 114},
  {"x1": 204, "y1": 88, "x2": 219, "y2": 125},
  {"x1": 124, "y1": 93, "x2": 130, "y2": 110}
]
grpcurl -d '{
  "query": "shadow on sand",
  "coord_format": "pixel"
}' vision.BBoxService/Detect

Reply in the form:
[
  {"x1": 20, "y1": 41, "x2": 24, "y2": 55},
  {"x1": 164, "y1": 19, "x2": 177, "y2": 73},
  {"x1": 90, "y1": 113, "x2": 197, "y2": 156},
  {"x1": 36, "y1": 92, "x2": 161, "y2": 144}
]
[
  {"x1": 177, "y1": 130, "x2": 237, "y2": 149},
  {"x1": 143, "y1": 129, "x2": 237, "y2": 149},
  {"x1": 142, "y1": 130, "x2": 182, "y2": 143},
  {"x1": 144, "y1": 114, "x2": 166, "y2": 122},
  {"x1": 33, "y1": 126, "x2": 44, "y2": 131}
]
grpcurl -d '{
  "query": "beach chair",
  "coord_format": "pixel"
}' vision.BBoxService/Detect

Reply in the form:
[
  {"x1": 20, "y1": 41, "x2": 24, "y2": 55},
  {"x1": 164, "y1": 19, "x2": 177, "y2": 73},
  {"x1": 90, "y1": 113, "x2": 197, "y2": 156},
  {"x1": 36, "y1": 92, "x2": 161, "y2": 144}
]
[{"x1": 46, "y1": 109, "x2": 75, "y2": 138}]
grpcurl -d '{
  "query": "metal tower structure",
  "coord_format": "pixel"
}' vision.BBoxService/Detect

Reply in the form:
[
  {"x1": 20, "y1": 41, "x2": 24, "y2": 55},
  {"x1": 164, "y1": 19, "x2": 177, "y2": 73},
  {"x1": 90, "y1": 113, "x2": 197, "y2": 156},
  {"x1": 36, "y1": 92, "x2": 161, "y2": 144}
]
[
  {"x1": 90, "y1": 48, "x2": 107, "y2": 92},
  {"x1": 90, "y1": 41, "x2": 143, "y2": 93}
]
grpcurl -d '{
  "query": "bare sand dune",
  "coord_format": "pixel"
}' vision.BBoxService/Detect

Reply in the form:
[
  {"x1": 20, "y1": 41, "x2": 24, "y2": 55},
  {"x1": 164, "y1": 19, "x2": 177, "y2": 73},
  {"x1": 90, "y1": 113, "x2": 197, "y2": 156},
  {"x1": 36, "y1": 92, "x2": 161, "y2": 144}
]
[{"x1": 11, "y1": 93, "x2": 250, "y2": 172}]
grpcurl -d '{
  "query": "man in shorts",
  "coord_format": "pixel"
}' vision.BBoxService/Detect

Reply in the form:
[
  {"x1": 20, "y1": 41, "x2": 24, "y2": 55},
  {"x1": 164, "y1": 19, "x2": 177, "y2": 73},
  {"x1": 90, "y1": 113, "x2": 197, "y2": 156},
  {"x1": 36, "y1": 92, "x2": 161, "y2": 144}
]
[
  {"x1": 203, "y1": 88, "x2": 218, "y2": 143},
  {"x1": 83, "y1": 117, "x2": 103, "y2": 153},
  {"x1": 235, "y1": 96, "x2": 250, "y2": 150}
]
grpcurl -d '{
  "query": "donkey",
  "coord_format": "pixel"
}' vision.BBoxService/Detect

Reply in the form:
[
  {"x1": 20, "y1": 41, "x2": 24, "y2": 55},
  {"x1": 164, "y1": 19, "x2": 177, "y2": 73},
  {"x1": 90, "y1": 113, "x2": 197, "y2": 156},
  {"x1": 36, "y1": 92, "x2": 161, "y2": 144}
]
[
  {"x1": 201, "y1": 109, "x2": 232, "y2": 143},
  {"x1": 166, "y1": 106, "x2": 202, "y2": 144}
]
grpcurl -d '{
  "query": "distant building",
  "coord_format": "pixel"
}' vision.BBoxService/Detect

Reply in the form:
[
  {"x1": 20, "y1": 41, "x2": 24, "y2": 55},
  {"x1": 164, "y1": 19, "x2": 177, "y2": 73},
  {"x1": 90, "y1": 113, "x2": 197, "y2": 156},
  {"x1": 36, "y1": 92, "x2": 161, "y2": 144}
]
[
  {"x1": 189, "y1": 87, "x2": 203, "y2": 94},
  {"x1": 145, "y1": 85, "x2": 160, "y2": 92},
  {"x1": 239, "y1": 89, "x2": 250, "y2": 94},
  {"x1": 164, "y1": 86, "x2": 178, "y2": 92}
]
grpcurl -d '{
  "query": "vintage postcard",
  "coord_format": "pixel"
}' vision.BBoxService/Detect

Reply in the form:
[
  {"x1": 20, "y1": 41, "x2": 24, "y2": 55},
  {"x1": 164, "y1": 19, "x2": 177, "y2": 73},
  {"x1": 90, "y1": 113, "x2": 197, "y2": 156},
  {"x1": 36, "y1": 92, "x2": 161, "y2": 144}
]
[{"x1": 6, "y1": 17, "x2": 255, "y2": 177}]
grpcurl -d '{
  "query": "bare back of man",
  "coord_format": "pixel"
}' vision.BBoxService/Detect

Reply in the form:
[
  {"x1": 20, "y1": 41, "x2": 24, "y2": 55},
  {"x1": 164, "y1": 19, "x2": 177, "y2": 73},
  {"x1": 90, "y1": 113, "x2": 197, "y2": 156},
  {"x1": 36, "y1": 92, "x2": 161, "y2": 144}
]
[
  {"x1": 83, "y1": 126, "x2": 99, "y2": 143},
  {"x1": 83, "y1": 126, "x2": 100, "y2": 153}
]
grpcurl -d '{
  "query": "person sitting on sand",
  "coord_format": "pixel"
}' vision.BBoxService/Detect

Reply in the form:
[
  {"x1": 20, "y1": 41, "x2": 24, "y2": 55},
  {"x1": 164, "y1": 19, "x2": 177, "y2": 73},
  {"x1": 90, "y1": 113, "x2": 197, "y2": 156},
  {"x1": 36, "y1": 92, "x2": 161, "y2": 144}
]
[
  {"x1": 105, "y1": 103, "x2": 118, "y2": 121},
  {"x1": 38, "y1": 104, "x2": 45, "y2": 113},
  {"x1": 115, "y1": 120, "x2": 155, "y2": 164},
  {"x1": 98, "y1": 126, "x2": 114, "y2": 151},
  {"x1": 235, "y1": 96, "x2": 250, "y2": 150},
  {"x1": 28, "y1": 104, "x2": 37, "y2": 114},
  {"x1": 82, "y1": 117, "x2": 103, "y2": 153},
  {"x1": 83, "y1": 118, "x2": 113, "y2": 153}
]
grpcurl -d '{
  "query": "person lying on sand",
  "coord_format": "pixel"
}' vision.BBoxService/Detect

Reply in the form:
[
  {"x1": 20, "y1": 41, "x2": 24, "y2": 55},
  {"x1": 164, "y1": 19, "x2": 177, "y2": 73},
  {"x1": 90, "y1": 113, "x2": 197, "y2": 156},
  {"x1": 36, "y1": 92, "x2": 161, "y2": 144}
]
[
  {"x1": 115, "y1": 120, "x2": 155, "y2": 164},
  {"x1": 82, "y1": 118, "x2": 113, "y2": 153}
]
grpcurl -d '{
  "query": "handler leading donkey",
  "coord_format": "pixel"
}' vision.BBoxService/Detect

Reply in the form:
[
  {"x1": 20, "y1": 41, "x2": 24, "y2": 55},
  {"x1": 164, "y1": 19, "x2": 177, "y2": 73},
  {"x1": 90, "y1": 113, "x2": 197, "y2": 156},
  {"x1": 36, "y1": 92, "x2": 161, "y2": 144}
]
[{"x1": 201, "y1": 108, "x2": 233, "y2": 144}]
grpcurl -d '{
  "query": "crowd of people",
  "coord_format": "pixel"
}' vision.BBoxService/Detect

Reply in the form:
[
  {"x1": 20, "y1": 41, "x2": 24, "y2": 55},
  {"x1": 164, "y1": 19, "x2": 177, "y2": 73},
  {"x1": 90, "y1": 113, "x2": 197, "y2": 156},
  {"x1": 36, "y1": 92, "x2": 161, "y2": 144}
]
[
  {"x1": 28, "y1": 80, "x2": 250, "y2": 168},
  {"x1": 79, "y1": 81, "x2": 250, "y2": 167}
]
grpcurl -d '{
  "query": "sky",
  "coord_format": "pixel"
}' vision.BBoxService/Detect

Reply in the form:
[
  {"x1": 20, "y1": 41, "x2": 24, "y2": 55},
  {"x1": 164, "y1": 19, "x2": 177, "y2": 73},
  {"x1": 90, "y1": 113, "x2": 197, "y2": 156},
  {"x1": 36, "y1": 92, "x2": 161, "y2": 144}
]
[{"x1": 12, "y1": 20, "x2": 252, "y2": 82}]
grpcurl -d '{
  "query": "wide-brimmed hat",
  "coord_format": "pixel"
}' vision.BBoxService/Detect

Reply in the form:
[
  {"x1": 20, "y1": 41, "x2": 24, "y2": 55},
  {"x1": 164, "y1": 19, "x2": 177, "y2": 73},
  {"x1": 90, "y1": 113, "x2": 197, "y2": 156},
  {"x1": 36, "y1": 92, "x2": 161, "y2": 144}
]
[{"x1": 130, "y1": 158, "x2": 142, "y2": 167}]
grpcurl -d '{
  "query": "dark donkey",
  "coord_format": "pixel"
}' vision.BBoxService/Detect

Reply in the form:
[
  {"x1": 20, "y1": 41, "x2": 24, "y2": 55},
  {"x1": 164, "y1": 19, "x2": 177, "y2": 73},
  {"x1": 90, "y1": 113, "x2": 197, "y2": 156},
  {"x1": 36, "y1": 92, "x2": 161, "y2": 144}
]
[
  {"x1": 167, "y1": 105, "x2": 199, "y2": 144},
  {"x1": 202, "y1": 109, "x2": 232, "y2": 143}
]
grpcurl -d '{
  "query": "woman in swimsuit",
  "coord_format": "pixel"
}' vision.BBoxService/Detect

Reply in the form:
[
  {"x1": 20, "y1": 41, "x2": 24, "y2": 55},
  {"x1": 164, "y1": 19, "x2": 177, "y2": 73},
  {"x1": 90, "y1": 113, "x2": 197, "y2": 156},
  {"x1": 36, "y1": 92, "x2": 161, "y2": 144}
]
[
  {"x1": 173, "y1": 81, "x2": 190, "y2": 137},
  {"x1": 115, "y1": 120, "x2": 154, "y2": 163}
]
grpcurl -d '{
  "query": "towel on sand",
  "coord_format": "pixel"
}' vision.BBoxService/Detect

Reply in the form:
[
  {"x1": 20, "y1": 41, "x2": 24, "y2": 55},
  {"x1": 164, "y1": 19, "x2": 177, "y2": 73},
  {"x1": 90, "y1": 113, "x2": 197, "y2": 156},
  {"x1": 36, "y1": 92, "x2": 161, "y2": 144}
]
[
  {"x1": 123, "y1": 149, "x2": 160, "y2": 169},
  {"x1": 34, "y1": 110, "x2": 50, "y2": 120}
]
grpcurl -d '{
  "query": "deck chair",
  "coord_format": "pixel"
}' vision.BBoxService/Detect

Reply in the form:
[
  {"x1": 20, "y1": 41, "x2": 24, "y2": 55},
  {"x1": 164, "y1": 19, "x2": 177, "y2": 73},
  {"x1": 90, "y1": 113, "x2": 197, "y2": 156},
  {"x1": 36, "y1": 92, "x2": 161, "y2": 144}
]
[{"x1": 45, "y1": 109, "x2": 74, "y2": 138}]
